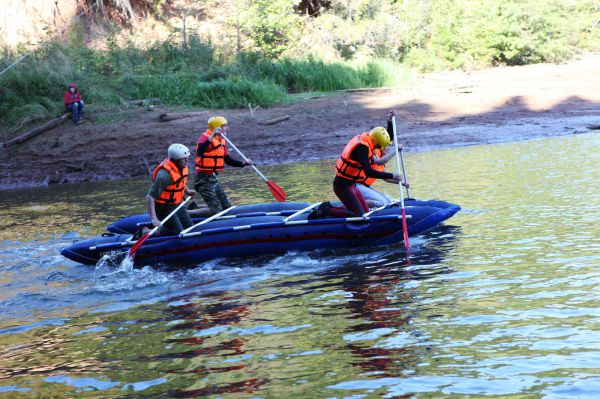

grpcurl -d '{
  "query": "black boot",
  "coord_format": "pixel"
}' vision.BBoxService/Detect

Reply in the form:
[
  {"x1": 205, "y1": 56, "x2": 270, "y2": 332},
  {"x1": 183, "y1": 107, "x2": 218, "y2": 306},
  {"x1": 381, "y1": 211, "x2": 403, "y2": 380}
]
[{"x1": 307, "y1": 201, "x2": 333, "y2": 220}]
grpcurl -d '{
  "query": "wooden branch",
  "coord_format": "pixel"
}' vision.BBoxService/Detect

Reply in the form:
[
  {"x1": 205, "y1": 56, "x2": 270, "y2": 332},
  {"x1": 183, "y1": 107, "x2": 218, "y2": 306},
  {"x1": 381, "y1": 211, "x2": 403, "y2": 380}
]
[
  {"x1": 128, "y1": 98, "x2": 161, "y2": 106},
  {"x1": 64, "y1": 161, "x2": 87, "y2": 172},
  {"x1": 334, "y1": 87, "x2": 394, "y2": 93},
  {"x1": 2, "y1": 112, "x2": 71, "y2": 148},
  {"x1": 141, "y1": 154, "x2": 153, "y2": 175},
  {"x1": 259, "y1": 115, "x2": 290, "y2": 125},
  {"x1": 158, "y1": 112, "x2": 205, "y2": 122}
]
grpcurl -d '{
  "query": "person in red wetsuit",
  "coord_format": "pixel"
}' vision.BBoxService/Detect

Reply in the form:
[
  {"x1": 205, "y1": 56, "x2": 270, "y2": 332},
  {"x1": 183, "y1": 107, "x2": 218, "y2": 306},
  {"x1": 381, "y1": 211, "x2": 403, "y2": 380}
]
[
  {"x1": 309, "y1": 126, "x2": 407, "y2": 219},
  {"x1": 358, "y1": 110, "x2": 400, "y2": 207},
  {"x1": 63, "y1": 82, "x2": 84, "y2": 124}
]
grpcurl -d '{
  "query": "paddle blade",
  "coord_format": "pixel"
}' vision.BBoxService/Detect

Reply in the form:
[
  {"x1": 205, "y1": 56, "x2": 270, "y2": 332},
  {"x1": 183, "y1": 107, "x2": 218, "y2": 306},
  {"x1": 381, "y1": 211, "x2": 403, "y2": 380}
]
[
  {"x1": 128, "y1": 233, "x2": 150, "y2": 257},
  {"x1": 401, "y1": 208, "x2": 410, "y2": 250},
  {"x1": 267, "y1": 180, "x2": 287, "y2": 202}
]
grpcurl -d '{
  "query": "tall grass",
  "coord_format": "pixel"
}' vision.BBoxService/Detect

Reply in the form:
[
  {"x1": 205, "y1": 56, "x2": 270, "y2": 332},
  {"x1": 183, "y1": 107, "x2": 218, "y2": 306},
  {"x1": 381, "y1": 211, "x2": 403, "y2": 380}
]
[
  {"x1": 247, "y1": 58, "x2": 403, "y2": 92},
  {"x1": 119, "y1": 75, "x2": 287, "y2": 108},
  {"x1": 0, "y1": 38, "x2": 403, "y2": 130}
]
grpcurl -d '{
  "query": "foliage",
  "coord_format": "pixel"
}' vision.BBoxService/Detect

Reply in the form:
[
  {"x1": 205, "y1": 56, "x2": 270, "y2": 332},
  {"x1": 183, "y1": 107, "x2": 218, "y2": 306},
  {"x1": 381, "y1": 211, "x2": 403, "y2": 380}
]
[
  {"x1": 0, "y1": 0, "x2": 598, "y2": 130},
  {"x1": 0, "y1": 39, "x2": 401, "y2": 128},
  {"x1": 247, "y1": 0, "x2": 303, "y2": 59},
  {"x1": 294, "y1": 0, "x2": 599, "y2": 71}
]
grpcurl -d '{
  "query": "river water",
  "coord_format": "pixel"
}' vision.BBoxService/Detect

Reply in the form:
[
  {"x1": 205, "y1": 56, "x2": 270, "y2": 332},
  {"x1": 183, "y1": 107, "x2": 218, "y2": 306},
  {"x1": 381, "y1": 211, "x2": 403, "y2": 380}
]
[{"x1": 0, "y1": 133, "x2": 598, "y2": 398}]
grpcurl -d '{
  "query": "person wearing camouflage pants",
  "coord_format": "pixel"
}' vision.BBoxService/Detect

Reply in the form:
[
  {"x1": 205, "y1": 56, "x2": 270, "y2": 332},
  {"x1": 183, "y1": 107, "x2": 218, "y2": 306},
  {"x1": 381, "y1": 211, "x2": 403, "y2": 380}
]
[{"x1": 194, "y1": 116, "x2": 252, "y2": 214}]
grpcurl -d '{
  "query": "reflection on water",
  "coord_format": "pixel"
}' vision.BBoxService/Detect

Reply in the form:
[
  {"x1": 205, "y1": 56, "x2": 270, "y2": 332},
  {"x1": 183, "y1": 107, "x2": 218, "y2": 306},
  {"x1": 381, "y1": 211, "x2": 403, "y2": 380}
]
[{"x1": 0, "y1": 133, "x2": 599, "y2": 398}]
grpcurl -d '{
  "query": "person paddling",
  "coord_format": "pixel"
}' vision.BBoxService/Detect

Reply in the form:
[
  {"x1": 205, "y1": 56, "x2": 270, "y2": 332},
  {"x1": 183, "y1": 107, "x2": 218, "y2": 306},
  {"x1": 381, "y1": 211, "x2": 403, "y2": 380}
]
[
  {"x1": 63, "y1": 82, "x2": 84, "y2": 124},
  {"x1": 309, "y1": 125, "x2": 407, "y2": 219},
  {"x1": 357, "y1": 110, "x2": 401, "y2": 207},
  {"x1": 194, "y1": 116, "x2": 253, "y2": 214},
  {"x1": 145, "y1": 144, "x2": 197, "y2": 236}
]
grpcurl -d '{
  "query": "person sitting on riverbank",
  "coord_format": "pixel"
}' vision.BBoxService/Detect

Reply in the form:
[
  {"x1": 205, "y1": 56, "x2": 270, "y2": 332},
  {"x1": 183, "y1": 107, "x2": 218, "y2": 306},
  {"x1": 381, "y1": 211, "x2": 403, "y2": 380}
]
[
  {"x1": 194, "y1": 116, "x2": 252, "y2": 214},
  {"x1": 357, "y1": 110, "x2": 401, "y2": 208},
  {"x1": 309, "y1": 126, "x2": 407, "y2": 219},
  {"x1": 63, "y1": 82, "x2": 84, "y2": 124},
  {"x1": 145, "y1": 144, "x2": 197, "y2": 236}
]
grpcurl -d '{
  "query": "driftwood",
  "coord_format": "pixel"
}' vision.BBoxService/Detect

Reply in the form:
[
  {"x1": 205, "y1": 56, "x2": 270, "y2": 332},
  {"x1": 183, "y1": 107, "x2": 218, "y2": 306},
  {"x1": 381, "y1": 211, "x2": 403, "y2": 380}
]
[
  {"x1": 2, "y1": 112, "x2": 71, "y2": 148},
  {"x1": 64, "y1": 161, "x2": 87, "y2": 172},
  {"x1": 141, "y1": 154, "x2": 153, "y2": 175},
  {"x1": 248, "y1": 103, "x2": 260, "y2": 119},
  {"x1": 259, "y1": 115, "x2": 290, "y2": 125},
  {"x1": 586, "y1": 124, "x2": 600, "y2": 130},
  {"x1": 158, "y1": 112, "x2": 205, "y2": 122},
  {"x1": 128, "y1": 98, "x2": 161, "y2": 107},
  {"x1": 334, "y1": 87, "x2": 394, "y2": 93}
]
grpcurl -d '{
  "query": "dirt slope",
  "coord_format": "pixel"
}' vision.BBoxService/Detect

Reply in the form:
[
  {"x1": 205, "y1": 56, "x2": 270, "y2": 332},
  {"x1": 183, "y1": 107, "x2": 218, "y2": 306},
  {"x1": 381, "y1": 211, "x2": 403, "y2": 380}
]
[{"x1": 0, "y1": 54, "x2": 598, "y2": 190}]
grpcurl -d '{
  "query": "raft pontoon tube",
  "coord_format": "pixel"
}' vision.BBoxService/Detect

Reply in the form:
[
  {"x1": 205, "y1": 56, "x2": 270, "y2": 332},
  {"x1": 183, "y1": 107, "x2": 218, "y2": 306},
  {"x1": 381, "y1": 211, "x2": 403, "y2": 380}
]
[{"x1": 61, "y1": 198, "x2": 460, "y2": 267}]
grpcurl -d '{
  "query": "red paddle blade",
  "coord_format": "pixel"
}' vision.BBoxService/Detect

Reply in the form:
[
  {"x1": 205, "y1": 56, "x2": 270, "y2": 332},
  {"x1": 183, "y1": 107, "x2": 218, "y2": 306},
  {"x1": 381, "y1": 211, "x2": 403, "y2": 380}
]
[
  {"x1": 401, "y1": 208, "x2": 410, "y2": 250},
  {"x1": 128, "y1": 233, "x2": 150, "y2": 257},
  {"x1": 267, "y1": 180, "x2": 286, "y2": 202}
]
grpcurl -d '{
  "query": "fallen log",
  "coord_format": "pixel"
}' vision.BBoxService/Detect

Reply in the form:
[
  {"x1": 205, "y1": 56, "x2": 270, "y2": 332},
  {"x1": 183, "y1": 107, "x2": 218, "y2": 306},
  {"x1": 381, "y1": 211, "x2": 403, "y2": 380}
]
[
  {"x1": 158, "y1": 112, "x2": 206, "y2": 122},
  {"x1": 259, "y1": 115, "x2": 290, "y2": 125},
  {"x1": 3, "y1": 112, "x2": 71, "y2": 148},
  {"x1": 64, "y1": 161, "x2": 87, "y2": 172},
  {"x1": 128, "y1": 98, "x2": 161, "y2": 106},
  {"x1": 334, "y1": 87, "x2": 394, "y2": 93}
]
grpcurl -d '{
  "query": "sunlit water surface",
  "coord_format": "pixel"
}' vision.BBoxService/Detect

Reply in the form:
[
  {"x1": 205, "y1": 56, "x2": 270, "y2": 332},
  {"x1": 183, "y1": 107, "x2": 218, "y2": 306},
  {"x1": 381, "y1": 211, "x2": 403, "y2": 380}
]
[{"x1": 0, "y1": 133, "x2": 598, "y2": 398}]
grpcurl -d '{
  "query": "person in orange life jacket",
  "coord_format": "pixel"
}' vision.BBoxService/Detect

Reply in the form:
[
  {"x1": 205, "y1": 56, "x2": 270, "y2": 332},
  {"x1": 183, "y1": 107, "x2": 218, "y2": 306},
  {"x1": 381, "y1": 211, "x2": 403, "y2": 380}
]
[
  {"x1": 145, "y1": 143, "x2": 197, "y2": 236},
  {"x1": 194, "y1": 116, "x2": 252, "y2": 214},
  {"x1": 357, "y1": 110, "x2": 404, "y2": 207},
  {"x1": 309, "y1": 125, "x2": 407, "y2": 219},
  {"x1": 63, "y1": 82, "x2": 84, "y2": 124}
]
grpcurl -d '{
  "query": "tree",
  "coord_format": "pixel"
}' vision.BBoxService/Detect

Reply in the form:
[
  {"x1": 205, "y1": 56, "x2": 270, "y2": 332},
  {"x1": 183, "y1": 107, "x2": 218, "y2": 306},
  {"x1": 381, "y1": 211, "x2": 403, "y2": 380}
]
[
  {"x1": 248, "y1": 0, "x2": 302, "y2": 59},
  {"x1": 297, "y1": 0, "x2": 332, "y2": 16}
]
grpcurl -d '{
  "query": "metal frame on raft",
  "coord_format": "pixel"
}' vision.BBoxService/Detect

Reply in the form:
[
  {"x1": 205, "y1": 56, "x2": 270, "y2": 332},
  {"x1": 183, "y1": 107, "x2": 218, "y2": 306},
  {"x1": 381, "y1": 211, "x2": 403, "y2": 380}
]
[
  {"x1": 90, "y1": 204, "x2": 412, "y2": 252},
  {"x1": 134, "y1": 210, "x2": 303, "y2": 229},
  {"x1": 131, "y1": 200, "x2": 405, "y2": 229}
]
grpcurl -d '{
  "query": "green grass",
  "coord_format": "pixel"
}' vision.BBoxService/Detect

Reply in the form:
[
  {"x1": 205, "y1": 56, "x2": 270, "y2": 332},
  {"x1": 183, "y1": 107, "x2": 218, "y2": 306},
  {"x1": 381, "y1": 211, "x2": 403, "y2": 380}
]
[
  {"x1": 0, "y1": 40, "x2": 407, "y2": 131},
  {"x1": 1, "y1": 0, "x2": 595, "y2": 133}
]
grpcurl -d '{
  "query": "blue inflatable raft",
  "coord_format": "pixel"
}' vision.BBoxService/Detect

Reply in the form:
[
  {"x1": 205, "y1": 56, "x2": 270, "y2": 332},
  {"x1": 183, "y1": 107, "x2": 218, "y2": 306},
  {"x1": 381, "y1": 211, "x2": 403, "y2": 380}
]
[{"x1": 61, "y1": 199, "x2": 460, "y2": 267}]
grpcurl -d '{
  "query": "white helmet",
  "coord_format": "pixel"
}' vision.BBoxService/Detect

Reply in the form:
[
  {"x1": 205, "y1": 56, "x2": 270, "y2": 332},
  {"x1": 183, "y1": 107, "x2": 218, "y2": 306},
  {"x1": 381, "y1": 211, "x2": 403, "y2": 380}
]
[{"x1": 167, "y1": 143, "x2": 190, "y2": 160}]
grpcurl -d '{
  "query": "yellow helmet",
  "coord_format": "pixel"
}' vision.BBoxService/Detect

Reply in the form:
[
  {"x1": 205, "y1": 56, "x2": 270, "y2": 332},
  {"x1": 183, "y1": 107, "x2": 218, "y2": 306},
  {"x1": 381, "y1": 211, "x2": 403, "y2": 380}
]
[
  {"x1": 369, "y1": 126, "x2": 391, "y2": 148},
  {"x1": 208, "y1": 116, "x2": 228, "y2": 130}
]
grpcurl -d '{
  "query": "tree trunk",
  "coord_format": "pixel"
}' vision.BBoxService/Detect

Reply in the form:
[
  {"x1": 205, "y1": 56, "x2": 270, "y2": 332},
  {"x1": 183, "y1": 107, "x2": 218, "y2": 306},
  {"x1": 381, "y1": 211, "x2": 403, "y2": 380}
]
[
  {"x1": 259, "y1": 115, "x2": 291, "y2": 125},
  {"x1": 3, "y1": 112, "x2": 71, "y2": 148}
]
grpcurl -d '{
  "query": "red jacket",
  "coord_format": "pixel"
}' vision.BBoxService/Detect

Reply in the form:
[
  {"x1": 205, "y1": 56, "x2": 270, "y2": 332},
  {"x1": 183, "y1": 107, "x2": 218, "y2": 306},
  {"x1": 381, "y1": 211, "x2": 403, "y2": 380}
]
[{"x1": 64, "y1": 83, "x2": 82, "y2": 107}]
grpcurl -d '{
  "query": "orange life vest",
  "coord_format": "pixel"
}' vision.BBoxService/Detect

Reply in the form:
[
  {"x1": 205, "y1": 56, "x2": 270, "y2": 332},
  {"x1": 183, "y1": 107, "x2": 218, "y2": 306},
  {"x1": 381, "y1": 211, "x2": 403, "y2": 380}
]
[
  {"x1": 152, "y1": 159, "x2": 188, "y2": 205},
  {"x1": 335, "y1": 132, "x2": 375, "y2": 183},
  {"x1": 363, "y1": 148, "x2": 385, "y2": 187},
  {"x1": 195, "y1": 129, "x2": 226, "y2": 173}
]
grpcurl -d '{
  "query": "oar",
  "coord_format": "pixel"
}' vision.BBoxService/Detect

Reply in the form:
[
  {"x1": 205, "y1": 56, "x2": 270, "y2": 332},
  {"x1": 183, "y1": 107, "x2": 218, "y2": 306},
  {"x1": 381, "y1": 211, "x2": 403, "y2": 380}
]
[
  {"x1": 221, "y1": 135, "x2": 287, "y2": 202},
  {"x1": 283, "y1": 202, "x2": 322, "y2": 222},
  {"x1": 180, "y1": 206, "x2": 236, "y2": 235},
  {"x1": 128, "y1": 197, "x2": 191, "y2": 257},
  {"x1": 399, "y1": 146, "x2": 411, "y2": 199},
  {"x1": 391, "y1": 116, "x2": 410, "y2": 250}
]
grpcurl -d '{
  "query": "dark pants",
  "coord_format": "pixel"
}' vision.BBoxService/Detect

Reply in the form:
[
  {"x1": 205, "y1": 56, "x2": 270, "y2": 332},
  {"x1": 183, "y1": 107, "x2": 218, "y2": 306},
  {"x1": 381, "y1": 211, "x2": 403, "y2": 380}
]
[
  {"x1": 66, "y1": 101, "x2": 84, "y2": 122},
  {"x1": 194, "y1": 172, "x2": 232, "y2": 214},
  {"x1": 332, "y1": 183, "x2": 370, "y2": 217},
  {"x1": 155, "y1": 203, "x2": 193, "y2": 236}
]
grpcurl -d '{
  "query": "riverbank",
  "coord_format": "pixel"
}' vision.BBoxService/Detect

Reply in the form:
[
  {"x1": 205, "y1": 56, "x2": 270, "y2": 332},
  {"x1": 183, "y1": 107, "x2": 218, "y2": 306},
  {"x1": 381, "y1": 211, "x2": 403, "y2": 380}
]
[{"x1": 0, "y1": 54, "x2": 598, "y2": 190}]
